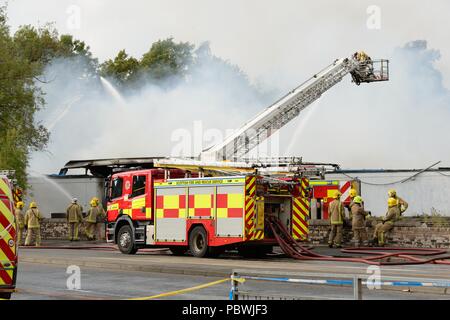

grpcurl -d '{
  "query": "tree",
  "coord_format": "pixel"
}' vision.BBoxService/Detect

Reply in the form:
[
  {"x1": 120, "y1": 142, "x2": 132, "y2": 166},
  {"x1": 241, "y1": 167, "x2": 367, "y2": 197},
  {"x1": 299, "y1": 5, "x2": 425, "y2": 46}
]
[
  {"x1": 140, "y1": 38, "x2": 194, "y2": 80},
  {"x1": 0, "y1": 7, "x2": 49, "y2": 187},
  {"x1": 100, "y1": 49, "x2": 139, "y2": 85}
]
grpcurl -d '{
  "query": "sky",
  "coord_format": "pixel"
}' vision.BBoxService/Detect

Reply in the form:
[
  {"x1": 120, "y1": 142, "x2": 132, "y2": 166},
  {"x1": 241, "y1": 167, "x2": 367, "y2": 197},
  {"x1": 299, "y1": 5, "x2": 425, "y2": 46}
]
[{"x1": 3, "y1": 0, "x2": 450, "y2": 173}]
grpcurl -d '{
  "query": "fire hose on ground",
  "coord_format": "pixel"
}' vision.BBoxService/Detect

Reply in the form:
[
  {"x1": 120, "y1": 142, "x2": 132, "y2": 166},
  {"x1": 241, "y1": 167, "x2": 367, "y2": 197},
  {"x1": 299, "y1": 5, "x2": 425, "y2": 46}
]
[{"x1": 266, "y1": 216, "x2": 450, "y2": 266}]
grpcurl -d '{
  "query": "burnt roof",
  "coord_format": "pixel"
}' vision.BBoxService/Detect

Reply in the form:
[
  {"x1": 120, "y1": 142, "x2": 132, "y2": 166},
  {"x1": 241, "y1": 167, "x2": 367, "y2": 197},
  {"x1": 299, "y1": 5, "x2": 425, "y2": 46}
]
[{"x1": 61, "y1": 157, "x2": 165, "y2": 177}]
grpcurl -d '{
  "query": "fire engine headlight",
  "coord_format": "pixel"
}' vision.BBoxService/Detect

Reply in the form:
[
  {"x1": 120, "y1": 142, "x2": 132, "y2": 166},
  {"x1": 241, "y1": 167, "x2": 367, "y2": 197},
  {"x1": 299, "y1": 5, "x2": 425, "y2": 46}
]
[{"x1": 8, "y1": 239, "x2": 15, "y2": 247}]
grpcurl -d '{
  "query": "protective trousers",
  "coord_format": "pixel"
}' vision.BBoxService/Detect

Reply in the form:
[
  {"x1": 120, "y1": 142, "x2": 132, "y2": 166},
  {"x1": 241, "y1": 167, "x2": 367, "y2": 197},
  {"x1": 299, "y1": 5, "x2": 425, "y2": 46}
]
[
  {"x1": 373, "y1": 222, "x2": 393, "y2": 245},
  {"x1": 353, "y1": 227, "x2": 367, "y2": 245},
  {"x1": 25, "y1": 227, "x2": 41, "y2": 246},
  {"x1": 68, "y1": 222, "x2": 80, "y2": 240},
  {"x1": 328, "y1": 224, "x2": 343, "y2": 246},
  {"x1": 17, "y1": 227, "x2": 24, "y2": 246},
  {"x1": 85, "y1": 222, "x2": 96, "y2": 240}
]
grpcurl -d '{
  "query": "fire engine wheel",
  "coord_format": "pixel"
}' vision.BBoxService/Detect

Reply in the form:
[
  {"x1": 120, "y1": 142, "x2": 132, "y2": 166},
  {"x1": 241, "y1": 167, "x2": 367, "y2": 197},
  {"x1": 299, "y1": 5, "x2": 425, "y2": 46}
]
[
  {"x1": 117, "y1": 225, "x2": 138, "y2": 255},
  {"x1": 189, "y1": 226, "x2": 209, "y2": 258}
]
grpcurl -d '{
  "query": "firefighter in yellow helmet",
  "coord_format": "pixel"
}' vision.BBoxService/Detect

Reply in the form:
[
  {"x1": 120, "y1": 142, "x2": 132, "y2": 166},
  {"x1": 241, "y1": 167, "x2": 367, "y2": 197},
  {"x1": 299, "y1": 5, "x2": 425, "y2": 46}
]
[
  {"x1": 346, "y1": 188, "x2": 362, "y2": 220},
  {"x1": 66, "y1": 198, "x2": 83, "y2": 241},
  {"x1": 388, "y1": 189, "x2": 408, "y2": 215},
  {"x1": 328, "y1": 190, "x2": 345, "y2": 248},
  {"x1": 14, "y1": 201, "x2": 25, "y2": 246},
  {"x1": 85, "y1": 197, "x2": 106, "y2": 241},
  {"x1": 372, "y1": 197, "x2": 401, "y2": 247},
  {"x1": 350, "y1": 196, "x2": 370, "y2": 247},
  {"x1": 24, "y1": 202, "x2": 43, "y2": 246}
]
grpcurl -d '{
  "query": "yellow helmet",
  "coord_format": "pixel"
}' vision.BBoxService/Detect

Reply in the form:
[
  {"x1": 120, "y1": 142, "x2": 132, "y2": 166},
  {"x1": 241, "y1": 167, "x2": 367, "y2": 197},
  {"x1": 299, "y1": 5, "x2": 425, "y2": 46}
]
[
  {"x1": 91, "y1": 197, "x2": 100, "y2": 205},
  {"x1": 333, "y1": 190, "x2": 342, "y2": 199},
  {"x1": 29, "y1": 202, "x2": 37, "y2": 209},
  {"x1": 90, "y1": 199, "x2": 98, "y2": 207},
  {"x1": 349, "y1": 189, "x2": 357, "y2": 198},
  {"x1": 388, "y1": 197, "x2": 397, "y2": 207},
  {"x1": 16, "y1": 201, "x2": 25, "y2": 209},
  {"x1": 388, "y1": 189, "x2": 397, "y2": 197},
  {"x1": 353, "y1": 196, "x2": 363, "y2": 204}
]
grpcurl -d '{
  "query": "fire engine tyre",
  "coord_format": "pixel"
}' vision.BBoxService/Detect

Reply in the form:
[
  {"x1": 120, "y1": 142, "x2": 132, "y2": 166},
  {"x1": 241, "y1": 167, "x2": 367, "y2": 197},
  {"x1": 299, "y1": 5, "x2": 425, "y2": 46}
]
[
  {"x1": 189, "y1": 226, "x2": 209, "y2": 258},
  {"x1": 0, "y1": 292, "x2": 12, "y2": 300},
  {"x1": 117, "y1": 225, "x2": 138, "y2": 255}
]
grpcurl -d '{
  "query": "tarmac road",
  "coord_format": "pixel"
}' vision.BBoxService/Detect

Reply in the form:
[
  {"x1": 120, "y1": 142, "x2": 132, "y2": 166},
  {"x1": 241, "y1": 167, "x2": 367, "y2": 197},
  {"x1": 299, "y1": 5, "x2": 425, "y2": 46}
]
[
  {"x1": 11, "y1": 262, "x2": 449, "y2": 300},
  {"x1": 11, "y1": 243, "x2": 450, "y2": 300}
]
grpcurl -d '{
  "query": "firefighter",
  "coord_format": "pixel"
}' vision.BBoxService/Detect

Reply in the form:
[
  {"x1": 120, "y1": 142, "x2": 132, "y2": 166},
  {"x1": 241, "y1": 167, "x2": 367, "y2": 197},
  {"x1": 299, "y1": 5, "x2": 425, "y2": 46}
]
[
  {"x1": 14, "y1": 201, "x2": 25, "y2": 246},
  {"x1": 372, "y1": 197, "x2": 401, "y2": 247},
  {"x1": 328, "y1": 190, "x2": 345, "y2": 248},
  {"x1": 388, "y1": 189, "x2": 408, "y2": 215},
  {"x1": 92, "y1": 197, "x2": 106, "y2": 240},
  {"x1": 350, "y1": 196, "x2": 370, "y2": 247},
  {"x1": 24, "y1": 202, "x2": 43, "y2": 246},
  {"x1": 85, "y1": 198, "x2": 106, "y2": 241},
  {"x1": 66, "y1": 198, "x2": 83, "y2": 241}
]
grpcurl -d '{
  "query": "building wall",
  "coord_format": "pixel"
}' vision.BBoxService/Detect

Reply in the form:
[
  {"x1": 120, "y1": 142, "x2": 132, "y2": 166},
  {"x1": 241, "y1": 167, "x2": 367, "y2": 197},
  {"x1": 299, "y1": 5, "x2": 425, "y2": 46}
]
[
  {"x1": 26, "y1": 175, "x2": 105, "y2": 218},
  {"x1": 327, "y1": 171, "x2": 450, "y2": 217}
]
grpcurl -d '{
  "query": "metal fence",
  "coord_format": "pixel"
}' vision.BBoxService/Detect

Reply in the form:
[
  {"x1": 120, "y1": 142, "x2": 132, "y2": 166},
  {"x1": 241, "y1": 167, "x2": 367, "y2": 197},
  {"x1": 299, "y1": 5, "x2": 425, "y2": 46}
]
[{"x1": 230, "y1": 269, "x2": 450, "y2": 300}]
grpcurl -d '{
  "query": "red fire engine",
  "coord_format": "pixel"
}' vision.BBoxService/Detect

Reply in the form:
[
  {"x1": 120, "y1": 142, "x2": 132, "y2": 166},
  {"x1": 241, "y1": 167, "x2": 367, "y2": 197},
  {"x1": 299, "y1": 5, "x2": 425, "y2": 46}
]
[{"x1": 106, "y1": 168, "x2": 310, "y2": 257}]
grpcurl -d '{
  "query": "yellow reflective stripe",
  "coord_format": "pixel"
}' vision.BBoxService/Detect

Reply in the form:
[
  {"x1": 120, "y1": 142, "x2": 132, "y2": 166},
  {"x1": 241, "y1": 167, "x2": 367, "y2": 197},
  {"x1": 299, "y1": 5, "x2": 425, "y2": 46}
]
[
  {"x1": 217, "y1": 208, "x2": 227, "y2": 218},
  {"x1": 108, "y1": 204, "x2": 119, "y2": 211},
  {"x1": 155, "y1": 178, "x2": 245, "y2": 187},
  {"x1": 131, "y1": 197, "x2": 145, "y2": 209},
  {"x1": 193, "y1": 194, "x2": 211, "y2": 208},
  {"x1": 227, "y1": 193, "x2": 243, "y2": 208},
  {"x1": 156, "y1": 209, "x2": 164, "y2": 219},
  {"x1": 145, "y1": 208, "x2": 152, "y2": 219},
  {"x1": 123, "y1": 209, "x2": 132, "y2": 216},
  {"x1": 163, "y1": 195, "x2": 180, "y2": 209},
  {"x1": 309, "y1": 180, "x2": 339, "y2": 186}
]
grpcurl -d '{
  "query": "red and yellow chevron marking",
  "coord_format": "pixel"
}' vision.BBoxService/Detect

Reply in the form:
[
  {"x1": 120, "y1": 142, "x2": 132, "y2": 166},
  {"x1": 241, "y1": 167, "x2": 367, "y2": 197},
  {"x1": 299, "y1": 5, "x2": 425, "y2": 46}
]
[
  {"x1": 245, "y1": 176, "x2": 256, "y2": 197},
  {"x1": 292, "y1": 197, "x2": 309, "y2": 240},
  {"x1": 0, "y1": 177, "x2": 17, "y2": 286},
  {"x1": 244, "y1": 196, "x2": 255, "y2": 240}
]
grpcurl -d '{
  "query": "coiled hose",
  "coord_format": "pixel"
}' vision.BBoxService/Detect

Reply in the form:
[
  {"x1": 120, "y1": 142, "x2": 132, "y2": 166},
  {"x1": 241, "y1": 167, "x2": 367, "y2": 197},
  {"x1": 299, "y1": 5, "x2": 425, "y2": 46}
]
[{"x1": 266, "y1": 216, "x2": 450, "y2": 266}]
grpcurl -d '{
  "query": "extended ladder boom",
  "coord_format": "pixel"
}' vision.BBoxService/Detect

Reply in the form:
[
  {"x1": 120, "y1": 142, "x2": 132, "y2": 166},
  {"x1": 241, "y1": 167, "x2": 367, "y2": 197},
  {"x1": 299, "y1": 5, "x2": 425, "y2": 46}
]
[{"x1": 201, "y1": 54, "x2": 388, "y2": 162}]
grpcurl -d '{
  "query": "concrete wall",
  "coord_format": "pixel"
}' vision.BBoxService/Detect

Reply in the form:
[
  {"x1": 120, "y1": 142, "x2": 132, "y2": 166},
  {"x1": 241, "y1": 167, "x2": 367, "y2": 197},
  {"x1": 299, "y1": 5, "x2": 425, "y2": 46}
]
[
  {"x1": 307, "y1": 217, "x2": 450, "y2": 248},
  {"x1": 26, "y1": 175, "x2": 105, "y2": 218},
  {"x1": 327, "y1": 171, "x2": 450, "y2": 217}
]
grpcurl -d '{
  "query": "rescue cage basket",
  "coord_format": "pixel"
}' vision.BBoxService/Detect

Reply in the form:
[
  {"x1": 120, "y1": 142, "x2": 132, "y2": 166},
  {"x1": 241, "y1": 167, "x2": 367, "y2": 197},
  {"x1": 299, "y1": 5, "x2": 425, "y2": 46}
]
[{"x1": 353, "y1": 59, "x2": 389, "y2": 83}]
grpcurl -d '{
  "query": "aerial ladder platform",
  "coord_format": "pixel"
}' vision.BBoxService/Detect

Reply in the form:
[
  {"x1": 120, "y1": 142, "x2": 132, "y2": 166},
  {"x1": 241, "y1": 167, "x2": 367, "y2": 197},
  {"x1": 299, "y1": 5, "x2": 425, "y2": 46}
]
[{"x1": 156, "y1": 52, "x2": 389, "y2": 176}]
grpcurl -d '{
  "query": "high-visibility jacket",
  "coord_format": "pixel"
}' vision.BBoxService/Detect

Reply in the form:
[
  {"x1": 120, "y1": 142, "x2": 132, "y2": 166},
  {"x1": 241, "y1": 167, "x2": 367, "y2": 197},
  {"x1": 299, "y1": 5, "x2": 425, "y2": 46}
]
[
  {"x1": 25, "y1": 208, "x2": 43, "y2": 228},
  {"x1": 15, "y1": 208, "x2": 25, "y2": 229},
  {"x1": 66, "y1": 203, "x2": 83, "y2": 223},
  {"x1": 383, "y1": 206, "x2": 401, "y2": 225},
  {"x1": 329, "y1": 199, "x2": 345, "y2": 225},
  {"x1": 85, "y1": 206, "x2": 105, "y2": 223},
  {"x1": 350, "y1": 203, "x2": 369, "y2": 229}
]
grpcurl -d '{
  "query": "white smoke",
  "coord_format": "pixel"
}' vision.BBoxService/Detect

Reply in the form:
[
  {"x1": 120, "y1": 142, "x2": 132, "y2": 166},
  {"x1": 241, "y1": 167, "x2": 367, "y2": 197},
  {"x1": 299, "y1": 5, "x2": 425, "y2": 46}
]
[
  {"x1": 29, "y1": 45, "x2": 276, "y2": 173},
  {"x1": 29, "y1": 40, "x2": 450, "y2": 174},
  {"x1": 276, "y1": 40, "x2": 450, "y2": 169}
]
